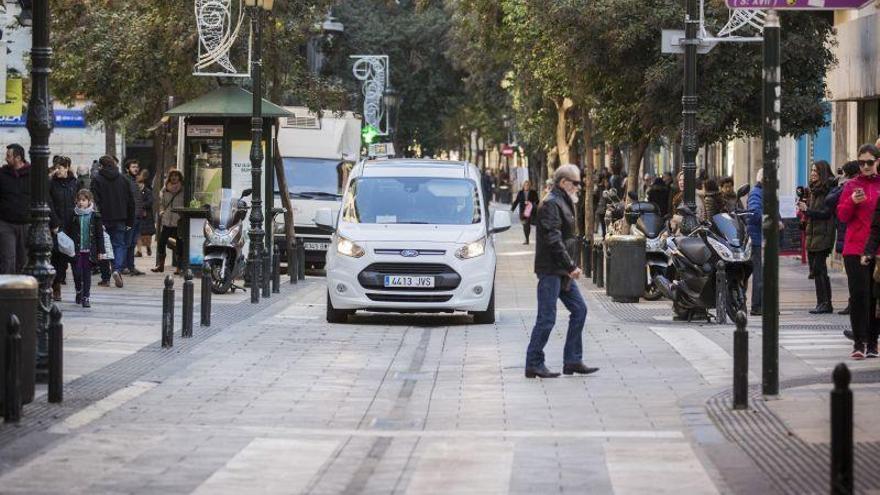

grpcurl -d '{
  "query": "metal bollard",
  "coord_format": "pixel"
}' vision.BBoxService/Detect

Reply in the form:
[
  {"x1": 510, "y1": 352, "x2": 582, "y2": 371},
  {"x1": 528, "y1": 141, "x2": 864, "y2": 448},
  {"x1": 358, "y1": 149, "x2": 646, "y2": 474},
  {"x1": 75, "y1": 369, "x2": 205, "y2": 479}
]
[
  {"x1": 715, "y1": 261, "x2": 728, "y2": 325},
  {"x1": 272, "y1": 249, "x2": 280, "y2": 294},
  {"x1": 162, "y1": 275, "x2": 174, "y2": 348},
  {"x1": 297, "y1": 241, "x2": 306, "y2": 281},
  {"x1": 596, "y1": 244, "x2": 605, "y2": 288},
  {"x1": 4, "y1": 314, "x2": 21, "y2": 422},
  {"x1": 182, "y1": 270, "x2": 193, "y2": 338},
  {"x1": 201, "y1": 264, "x2": 211, "y2": 327},
  {"x1": 262, "y1": 251, "x2": 271, "y2": 298},
  {"x1": 732, "y1": 311, "x2": 748, "y2": 410},
  {"x1": 288, "y1": 243, "x2": 298, "y2": 285},
  {"x1": 591, "y1": 244, "x2": 598, "y2": 284},
  {"x1": 831, "y1": 363, "x2": 853, "y2": 495},
  {"x1": 48, "y1": 305, "x2": 63, "y2": 404},
  {"x1": 582, "y1": 238, "x2": 592, "y2": 278}
]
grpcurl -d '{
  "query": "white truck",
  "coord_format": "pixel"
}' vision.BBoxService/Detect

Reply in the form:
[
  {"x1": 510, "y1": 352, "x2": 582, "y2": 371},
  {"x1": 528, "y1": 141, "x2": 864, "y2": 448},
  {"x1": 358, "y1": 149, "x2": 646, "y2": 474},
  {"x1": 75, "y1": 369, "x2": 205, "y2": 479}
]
[{"x1": 275, "y1": 107, "x2": 362, "y2": 269}]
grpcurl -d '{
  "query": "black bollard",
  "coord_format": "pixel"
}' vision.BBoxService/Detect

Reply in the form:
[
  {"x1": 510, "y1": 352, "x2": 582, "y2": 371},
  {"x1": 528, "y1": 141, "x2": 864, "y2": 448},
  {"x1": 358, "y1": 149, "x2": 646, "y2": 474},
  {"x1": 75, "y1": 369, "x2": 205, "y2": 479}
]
[
  {"x1": 583, "y1": 238, "x2": 592, "y2": 278},
  {"x1": 48, "y1": 305, "x2": 63, "y2": 404},
  {"x1": 715, "y1": 261, "x2": 728, "y2": 325},
  {"x1": 830, "y1": 363, "x2": 853, "y2": 495},
  {"x1": 201, "y1": 264, "x2": 211, "y2": 327},
  {"x1": 162, "y1": 275, "x2": 174, "y2": 348},
  {"x1": 297, "y1": 241, "x2": 306, "y2": 281},
  {"x1": 288, "y1": 243, "x2": 298, "y2": 285},
  {"x1": 733, "y1": 311, "x2": 748, "y2": 410},
  {"x1": 182, "y1": 270, "x2": 194, "y2": 338},
  {"x1": 596, "y1": 244, "x2": 605, "y2": 288},
  {"x1": 272, "y1": 249, "x2": 280, "y2": 293},
  {"x1": 262, "y1": 251, "x2": 271, "y2": 298},
  {"x1": 4, "y1": 314, "x2": 21, "y2": 422},
  {"x1": 592, "y1": 243, "x2": 598, "y2": 284}
]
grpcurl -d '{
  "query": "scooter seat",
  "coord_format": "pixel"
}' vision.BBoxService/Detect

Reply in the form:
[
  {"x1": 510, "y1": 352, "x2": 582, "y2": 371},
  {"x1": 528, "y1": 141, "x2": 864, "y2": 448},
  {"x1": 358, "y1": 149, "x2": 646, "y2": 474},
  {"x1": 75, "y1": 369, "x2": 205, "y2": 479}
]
[{"x1": 677, "y1": 237, "x2": 711, "y2": 265}]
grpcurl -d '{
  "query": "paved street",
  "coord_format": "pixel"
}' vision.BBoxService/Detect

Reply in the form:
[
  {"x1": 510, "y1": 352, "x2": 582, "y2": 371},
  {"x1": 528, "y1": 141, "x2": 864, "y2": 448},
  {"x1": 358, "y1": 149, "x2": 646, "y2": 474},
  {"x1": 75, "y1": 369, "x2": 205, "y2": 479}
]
[{"x1": 1, "y1": 226, "x2": 878, "y2": 494}]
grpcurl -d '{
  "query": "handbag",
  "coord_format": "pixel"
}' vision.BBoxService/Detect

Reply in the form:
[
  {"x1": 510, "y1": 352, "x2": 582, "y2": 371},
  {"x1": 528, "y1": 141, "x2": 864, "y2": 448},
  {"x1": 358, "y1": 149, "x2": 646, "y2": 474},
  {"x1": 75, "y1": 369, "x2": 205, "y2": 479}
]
[
  {"x1": 523, "y1": 201, "x2": 533, "y2": 219},
  {"x1": 873, "y1": 261, "x2": 880, "y2": 284},
  {"x1": 56, "y1": 231, "x2": 75, "y2": 258},
  {"x1": 102, "y1": 231, "x2": 114, "y2": 260}
]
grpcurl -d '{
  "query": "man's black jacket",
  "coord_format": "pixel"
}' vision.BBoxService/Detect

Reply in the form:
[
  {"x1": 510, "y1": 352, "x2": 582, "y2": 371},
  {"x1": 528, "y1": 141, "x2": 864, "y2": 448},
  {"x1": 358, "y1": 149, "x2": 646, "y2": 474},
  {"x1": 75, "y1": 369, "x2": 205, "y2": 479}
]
[
  {"x1": 90, "y1": 166, "x2": 134, "y2": 227},
  {"x1": 0, "y1": 164, "x2": 31, "y2": 224},
  {"x1": 534, "y1": 187, "x2": 578, "y2": 276}
]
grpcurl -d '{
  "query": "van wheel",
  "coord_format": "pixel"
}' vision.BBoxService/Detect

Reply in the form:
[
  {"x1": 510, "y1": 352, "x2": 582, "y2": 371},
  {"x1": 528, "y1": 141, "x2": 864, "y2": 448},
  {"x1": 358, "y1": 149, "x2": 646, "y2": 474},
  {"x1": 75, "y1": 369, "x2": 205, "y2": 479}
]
[
  {"x1": 471, "y1": 288, "x2": 496, "y2": 324},
  {"x1": 326, "y1": 291, "x2": 352, "y2": 323}
]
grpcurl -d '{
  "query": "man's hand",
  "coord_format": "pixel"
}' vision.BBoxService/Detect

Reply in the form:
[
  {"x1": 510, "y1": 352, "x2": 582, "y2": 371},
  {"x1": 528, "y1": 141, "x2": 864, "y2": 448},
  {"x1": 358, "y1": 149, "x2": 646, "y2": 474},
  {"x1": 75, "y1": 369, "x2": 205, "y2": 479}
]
[
  {"x1": 853, "y1": 188, "x2": 867, "y2": 204},
  {"x1": 568, "y1": 268, "x2": 582, "y2": 280}
]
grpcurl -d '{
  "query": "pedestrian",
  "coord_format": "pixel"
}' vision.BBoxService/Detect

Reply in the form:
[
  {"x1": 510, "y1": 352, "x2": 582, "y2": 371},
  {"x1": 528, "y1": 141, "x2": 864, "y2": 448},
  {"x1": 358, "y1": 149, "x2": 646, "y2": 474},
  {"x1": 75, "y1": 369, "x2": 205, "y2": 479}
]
[
  {"x1": 746, "y1": 169, "x2": 764, "y2": 316},
  {"x1": 837, "y1": 144, "x2": 880, "y2": 360},
  {"x1": 719, "y1": 176, "x2": 741, "y2": 212},
  {"x1": 65, "y1": 189, "x2": 105, "y2": 308},
  {"x1": 76, "y1": 164, "x2": 91, "y2": 191},
  {"x1": 702, "y1": 178, "x2": 723, "y2": 221},
  {"x1": 90, "y1": 155, "x2": 134, "y2": 288},
  {"x1": 827, "y1": 160, "x2": 860, "y2": 317},
  {"x1": 0, "y1": 144, "x2": 31, "y2": 274},
  {"x1": 48, "y1": 156, "x2": 78, "y2": 300},
  {"x1": 122, "y1": 159, "x2": 145, "y2": 276},
  {"x1": 646, "y1": 177, "x2": 671, "y2": 217},
  {"x1": 152, "y1": 170, "x2": 184, "y2": 274},
  {"x1": 798, "y1": 160, "x2": 836, "y2": 314},
  {"x1": 525, "y1": 164, "x2": 599, "y2": 379},
  {"x1": 510, "y1": 180, "x2": 539, "y2": 245},
  {"x1": 136, "y1": 169, "x2": 155, "y2": 257}
]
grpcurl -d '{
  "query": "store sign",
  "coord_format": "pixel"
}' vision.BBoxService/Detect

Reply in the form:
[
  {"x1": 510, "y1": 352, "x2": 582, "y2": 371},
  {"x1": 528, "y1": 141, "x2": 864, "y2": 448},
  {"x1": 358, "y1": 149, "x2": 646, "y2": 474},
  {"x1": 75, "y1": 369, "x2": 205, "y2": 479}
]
[
  {"x1": 0, "y1": 108, "x2": 87, "y2": 128},
  {"x1": 0, "y1": 79, "x2": 23, "y2": 118},
  {"x1": 187, "y1": 124, "x2": 224, "y2": 137},
  {"x1": 727, "y1": 0, "x2": 870, "y2": 8}
]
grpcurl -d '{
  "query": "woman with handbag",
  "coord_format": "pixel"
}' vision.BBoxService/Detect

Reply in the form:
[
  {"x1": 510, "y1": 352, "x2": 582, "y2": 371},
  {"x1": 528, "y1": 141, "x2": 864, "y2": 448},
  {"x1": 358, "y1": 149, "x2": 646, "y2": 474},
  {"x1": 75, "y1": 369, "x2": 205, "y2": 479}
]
[
  {"x1": 798, "y1": 160, "x2": 836, "y2": 314},
  {"x1": 151, "y1": 171, "x2": 184, "y2": 274},
  {"x1": 48, "y1": 157, "x2": 78, "y2": 301},
  {"x1": 511, "y1": 180, "x2": 540, "y2": 245}
]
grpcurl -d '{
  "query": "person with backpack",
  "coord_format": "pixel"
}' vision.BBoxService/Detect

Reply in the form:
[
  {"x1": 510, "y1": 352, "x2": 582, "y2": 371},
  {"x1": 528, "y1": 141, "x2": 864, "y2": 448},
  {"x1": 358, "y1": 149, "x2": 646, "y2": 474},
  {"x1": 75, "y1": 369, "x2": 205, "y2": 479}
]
[{"x1": 90, "y1": 155, "x2": 134, "y2": 288}]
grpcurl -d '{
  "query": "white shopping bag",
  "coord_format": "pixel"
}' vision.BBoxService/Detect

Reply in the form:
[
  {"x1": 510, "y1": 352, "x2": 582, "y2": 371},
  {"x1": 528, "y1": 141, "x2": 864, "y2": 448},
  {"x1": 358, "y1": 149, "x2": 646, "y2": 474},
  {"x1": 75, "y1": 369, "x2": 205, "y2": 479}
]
[
  {"x1": 56, "y1": 231, "x2": 75, "y2": 257},
  {"x1": 103, "y1": 231, "x2": 114, "y2": 260}
]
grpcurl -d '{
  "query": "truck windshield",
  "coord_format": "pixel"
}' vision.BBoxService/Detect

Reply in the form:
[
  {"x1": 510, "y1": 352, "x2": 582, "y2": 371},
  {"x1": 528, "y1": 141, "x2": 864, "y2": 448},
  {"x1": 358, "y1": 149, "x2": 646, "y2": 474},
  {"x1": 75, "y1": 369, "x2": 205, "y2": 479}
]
[
  {"x1": 342, "y1": 177, "x2": 482, "y2": 225},
  {"x1": 280, "y1": 157, "x2": 344, "y2": 198}
]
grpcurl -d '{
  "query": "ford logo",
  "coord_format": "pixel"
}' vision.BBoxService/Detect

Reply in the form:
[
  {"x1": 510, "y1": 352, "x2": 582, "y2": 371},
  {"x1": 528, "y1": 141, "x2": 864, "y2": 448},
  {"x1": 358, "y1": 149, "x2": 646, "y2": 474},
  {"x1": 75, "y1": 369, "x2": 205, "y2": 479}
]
[{"x1": 400, "y1": 249, "x2": 419, "y2": 258}]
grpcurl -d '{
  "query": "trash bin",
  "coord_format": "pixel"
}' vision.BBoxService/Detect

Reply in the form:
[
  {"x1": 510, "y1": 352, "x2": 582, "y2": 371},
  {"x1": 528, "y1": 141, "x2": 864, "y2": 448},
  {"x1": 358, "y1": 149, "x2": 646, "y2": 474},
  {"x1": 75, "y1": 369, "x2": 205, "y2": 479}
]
[
  {"x1": 604, "y1": 235, "x2": 646, "y2": 303},
  {"x1": 0, "y1": 275, "x2": 38, "y2": 410}
]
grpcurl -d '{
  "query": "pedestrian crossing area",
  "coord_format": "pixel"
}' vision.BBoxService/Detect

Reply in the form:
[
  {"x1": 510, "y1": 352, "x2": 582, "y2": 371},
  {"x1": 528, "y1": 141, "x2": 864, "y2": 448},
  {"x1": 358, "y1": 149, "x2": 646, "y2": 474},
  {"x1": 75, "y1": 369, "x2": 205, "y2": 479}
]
[{"x1": 779, "y1": 328, "x2": 880, "y2": 373}]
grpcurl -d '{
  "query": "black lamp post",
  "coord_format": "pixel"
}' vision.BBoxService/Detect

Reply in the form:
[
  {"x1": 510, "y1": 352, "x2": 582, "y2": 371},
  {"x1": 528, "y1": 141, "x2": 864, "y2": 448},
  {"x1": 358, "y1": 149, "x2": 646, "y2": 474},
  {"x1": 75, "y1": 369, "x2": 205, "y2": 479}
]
[
  {"x1": 383, "y1": 85, "x2": 401, "y2": 153},
  {"x1": 244, "y1": 0, "x2": 274, "y2": 304},
  {"x1": 23, "y1": 0, "x2": 55, "y2": 377}
]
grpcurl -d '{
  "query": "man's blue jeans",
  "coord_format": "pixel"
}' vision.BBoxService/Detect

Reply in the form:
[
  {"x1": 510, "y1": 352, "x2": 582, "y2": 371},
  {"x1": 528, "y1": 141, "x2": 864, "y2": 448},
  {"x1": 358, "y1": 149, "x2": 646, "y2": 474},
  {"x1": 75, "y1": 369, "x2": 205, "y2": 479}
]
[
  {"x1": 525, "y1": 274, "x2": 588, "y2": 369},
  {"x1": 106, "y1": 224, "x2": 128, "y2": 273},
  {"x1": 125, "y1": 219, "x2": 142, "y2": 271}
]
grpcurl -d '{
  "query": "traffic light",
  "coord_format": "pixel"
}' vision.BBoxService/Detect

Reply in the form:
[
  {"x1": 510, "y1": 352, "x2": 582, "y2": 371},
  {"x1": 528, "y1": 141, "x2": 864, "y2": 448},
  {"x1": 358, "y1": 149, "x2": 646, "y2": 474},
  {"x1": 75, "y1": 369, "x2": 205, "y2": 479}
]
[{"x1": 361, "y1": 124, "x2": 379, "y2": 144}]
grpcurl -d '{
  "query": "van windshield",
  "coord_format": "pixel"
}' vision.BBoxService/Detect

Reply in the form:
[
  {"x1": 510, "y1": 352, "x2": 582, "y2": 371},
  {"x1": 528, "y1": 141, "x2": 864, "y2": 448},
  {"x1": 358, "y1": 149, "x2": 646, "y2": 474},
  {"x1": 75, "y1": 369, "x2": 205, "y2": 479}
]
[
  {"x1": 280, "y1": 157, "x2": 344, "y2": 198},
  {"x1": 342, "y1": 177, "x2": 482, "y2": 225}
]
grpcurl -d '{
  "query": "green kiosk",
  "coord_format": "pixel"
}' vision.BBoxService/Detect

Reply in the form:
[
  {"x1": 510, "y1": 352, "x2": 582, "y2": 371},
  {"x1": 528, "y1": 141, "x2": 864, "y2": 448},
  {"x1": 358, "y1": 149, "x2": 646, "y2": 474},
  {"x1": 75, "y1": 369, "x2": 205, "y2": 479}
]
[{"x1": 165, "y1": 83, "x2": 292, "y2": 282}]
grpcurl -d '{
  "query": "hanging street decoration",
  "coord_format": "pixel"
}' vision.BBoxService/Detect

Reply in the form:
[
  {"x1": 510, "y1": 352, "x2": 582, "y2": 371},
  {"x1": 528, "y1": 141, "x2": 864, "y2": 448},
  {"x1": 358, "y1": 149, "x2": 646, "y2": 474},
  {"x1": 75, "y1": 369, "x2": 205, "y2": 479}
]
[{"x1": 194, "y1": 0, "x2": 251, "y2": 77}]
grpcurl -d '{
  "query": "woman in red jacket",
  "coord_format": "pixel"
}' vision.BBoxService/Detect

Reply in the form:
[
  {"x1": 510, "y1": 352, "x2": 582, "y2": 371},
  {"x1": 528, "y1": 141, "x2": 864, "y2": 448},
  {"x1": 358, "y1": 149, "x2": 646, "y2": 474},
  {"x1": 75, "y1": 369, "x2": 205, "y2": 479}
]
[{"x1": 837, "y1": 144, "x2": 880, "y2": 359}]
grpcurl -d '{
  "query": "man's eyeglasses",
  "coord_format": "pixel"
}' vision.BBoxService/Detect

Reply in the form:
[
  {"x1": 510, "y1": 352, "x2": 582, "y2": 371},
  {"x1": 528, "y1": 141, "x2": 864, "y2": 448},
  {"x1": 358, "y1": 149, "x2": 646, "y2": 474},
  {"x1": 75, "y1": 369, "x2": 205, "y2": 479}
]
[
  {"x1": 565, "y1": 178, "x2": 583, "y2": 187},
  {"x1": 859, "y1": 159, "x2": 877, "y2": 167}
]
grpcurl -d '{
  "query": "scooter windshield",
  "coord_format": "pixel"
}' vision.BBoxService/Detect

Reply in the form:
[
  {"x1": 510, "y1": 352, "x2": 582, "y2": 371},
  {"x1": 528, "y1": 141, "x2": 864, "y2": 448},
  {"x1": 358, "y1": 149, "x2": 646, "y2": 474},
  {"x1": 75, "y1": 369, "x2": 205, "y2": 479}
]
[
  {"x1": 215, "y1": 189, "x2": 239, "y2": 229},
  {"x1": 711, "y1": 213, "x2": 745, "y2": 247}
]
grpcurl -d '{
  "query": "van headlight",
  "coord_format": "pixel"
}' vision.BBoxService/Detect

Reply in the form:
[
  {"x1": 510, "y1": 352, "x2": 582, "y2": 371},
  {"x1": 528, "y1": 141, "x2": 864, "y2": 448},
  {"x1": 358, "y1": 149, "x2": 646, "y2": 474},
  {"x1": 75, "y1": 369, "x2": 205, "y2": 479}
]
[
  {"x1": 455, "y1": 237, "x2": 486, "y2": 259},
  {"x1": 336, "y1": 236, "x2": 365, "y2": 258}
]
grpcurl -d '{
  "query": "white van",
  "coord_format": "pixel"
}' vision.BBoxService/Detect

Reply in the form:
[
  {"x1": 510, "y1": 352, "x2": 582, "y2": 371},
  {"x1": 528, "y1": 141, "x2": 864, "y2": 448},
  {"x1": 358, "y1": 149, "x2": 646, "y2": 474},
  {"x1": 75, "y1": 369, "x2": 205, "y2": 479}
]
[{"x1": 315, "y1": 159, "x2": 512, "y2": 324}]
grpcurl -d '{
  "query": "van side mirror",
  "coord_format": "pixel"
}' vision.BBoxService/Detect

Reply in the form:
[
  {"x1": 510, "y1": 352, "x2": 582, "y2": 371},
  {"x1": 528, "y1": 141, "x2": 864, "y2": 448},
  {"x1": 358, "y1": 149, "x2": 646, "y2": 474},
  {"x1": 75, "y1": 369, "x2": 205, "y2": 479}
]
[
  {"x1": 314, "y1": 208, "x2": 336, "y2": 233},
  {"x1": 490, "y1": 210, "x2": 511, "y2": 234},
  {"x1": 736, "y1": 184, "x2": 751, "y2": 198}
]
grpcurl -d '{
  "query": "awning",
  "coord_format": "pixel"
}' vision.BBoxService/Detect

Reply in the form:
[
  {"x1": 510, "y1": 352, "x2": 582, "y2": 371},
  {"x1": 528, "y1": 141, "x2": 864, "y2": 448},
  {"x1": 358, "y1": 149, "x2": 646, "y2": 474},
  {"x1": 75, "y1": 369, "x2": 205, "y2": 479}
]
[{"x1": 165, "y1": 85, "x2": 293, "y2": 118}]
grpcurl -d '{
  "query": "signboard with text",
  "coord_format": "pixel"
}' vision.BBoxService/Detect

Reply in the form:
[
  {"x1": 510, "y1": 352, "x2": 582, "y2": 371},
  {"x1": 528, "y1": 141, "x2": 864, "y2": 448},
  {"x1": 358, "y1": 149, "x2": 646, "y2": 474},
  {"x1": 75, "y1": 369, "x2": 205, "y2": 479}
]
[
  {"x1": 0, "y1": 108, "x2": 86, "y2": 128},
  {"x1": 727, "y1": 0, "x2": 869, "y2": 9}
]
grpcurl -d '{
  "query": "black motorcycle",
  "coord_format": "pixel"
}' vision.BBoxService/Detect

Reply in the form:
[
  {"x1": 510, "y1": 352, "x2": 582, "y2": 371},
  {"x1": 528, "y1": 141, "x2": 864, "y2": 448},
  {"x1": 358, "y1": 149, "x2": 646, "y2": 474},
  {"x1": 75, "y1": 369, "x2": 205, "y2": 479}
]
[{"x1": 654, "y1": 185, "x2": 753, "y2": 321}]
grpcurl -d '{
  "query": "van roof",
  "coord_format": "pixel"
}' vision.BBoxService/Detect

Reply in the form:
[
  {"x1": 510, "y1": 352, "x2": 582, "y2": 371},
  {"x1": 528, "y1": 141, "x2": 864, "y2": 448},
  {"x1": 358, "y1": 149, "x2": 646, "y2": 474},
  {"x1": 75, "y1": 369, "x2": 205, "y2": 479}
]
[{"x1": 358, "y1": 159, "x2": 478, "y2": 179}]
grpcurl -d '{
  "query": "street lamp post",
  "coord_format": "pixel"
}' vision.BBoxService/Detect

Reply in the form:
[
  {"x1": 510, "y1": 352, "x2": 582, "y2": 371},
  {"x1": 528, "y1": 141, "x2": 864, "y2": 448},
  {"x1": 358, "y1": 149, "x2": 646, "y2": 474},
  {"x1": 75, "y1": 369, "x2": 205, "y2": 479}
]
[
  {"x1": 383, "y1": 85, "x2": 401, "y2": 154},
  {"x1": 244, "y1": 0, "x2": 274, "y2": 304},
  {"x1": 23, "y1": 0, "x2": 55, "y2": 377},
  {"x1": 681, "y1": 0, "x2": 699, "y2": 211}
]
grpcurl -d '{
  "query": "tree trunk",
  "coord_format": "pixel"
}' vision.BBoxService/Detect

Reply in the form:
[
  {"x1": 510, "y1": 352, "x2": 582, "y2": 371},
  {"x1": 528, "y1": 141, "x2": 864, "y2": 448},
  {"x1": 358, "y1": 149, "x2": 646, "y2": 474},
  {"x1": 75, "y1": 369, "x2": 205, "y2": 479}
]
[
  {"x1": 582, "y1": 115, "x2": 595, "y2": 237},
  {"x1": 554, "y1": 97, "x2": 576, "y2": 168},
  {"x1": 273, "y1": 128, "x2": 296, "y2": 267},
  {"x1": 105, "y1": 120, "x2": 117, "y2": 157},
  {"x1": 626, "y1": 138, "x2": 651, "y2": 201}
]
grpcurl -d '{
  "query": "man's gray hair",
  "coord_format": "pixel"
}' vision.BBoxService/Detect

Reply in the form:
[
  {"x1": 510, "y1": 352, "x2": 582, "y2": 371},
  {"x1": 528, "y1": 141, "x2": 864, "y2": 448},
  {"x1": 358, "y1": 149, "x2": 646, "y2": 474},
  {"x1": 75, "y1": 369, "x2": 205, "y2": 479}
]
[{"x1": 553, "y1": 164, "x2": 581, "y2": 184}]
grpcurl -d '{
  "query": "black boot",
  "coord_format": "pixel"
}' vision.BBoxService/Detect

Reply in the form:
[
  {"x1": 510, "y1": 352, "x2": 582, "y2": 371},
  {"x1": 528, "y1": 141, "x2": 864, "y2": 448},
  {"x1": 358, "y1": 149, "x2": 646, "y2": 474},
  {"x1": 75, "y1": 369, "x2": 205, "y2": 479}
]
[{"x1": 809, "y1": 275, "x2": 833, "y2": 314}]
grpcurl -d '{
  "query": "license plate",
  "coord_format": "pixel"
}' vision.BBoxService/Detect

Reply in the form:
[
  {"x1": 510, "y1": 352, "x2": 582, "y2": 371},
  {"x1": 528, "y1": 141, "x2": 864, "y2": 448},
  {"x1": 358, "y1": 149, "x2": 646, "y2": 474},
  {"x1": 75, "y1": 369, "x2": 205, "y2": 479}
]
[
  {"x1": 384, "y1": 275, "x2": 435, "y2": 288},
  {"x1": 303, "y1": 242, "x2": 329, "y2": 251}
]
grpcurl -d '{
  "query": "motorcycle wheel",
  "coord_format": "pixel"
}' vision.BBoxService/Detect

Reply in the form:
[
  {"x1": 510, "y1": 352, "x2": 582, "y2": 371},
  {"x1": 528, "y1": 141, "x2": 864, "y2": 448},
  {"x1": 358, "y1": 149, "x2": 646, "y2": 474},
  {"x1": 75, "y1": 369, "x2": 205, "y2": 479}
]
[
  {"x1": 210, "y1": 261, "x2": 234, "y2": 295},
  {"x1": 725, "y1": 284, "x2": 746, "y2": 321},
  {"x1": 643, "y1": 283, "x2": 663, "y2": 301}
]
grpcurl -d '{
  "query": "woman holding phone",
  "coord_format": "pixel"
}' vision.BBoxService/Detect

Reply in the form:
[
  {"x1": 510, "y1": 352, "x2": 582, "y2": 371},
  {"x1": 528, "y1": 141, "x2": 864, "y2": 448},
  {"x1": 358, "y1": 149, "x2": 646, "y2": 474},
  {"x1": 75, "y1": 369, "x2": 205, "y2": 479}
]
[{"x1": 837, "y1": 144, "x2": 880, "y2": 359}]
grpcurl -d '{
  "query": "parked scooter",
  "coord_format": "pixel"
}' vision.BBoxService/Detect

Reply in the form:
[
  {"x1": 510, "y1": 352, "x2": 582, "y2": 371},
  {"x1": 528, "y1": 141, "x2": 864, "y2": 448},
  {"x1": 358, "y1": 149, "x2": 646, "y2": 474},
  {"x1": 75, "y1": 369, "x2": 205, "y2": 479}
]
[
  {"x1": 625, "y1": 191, "x2": 670, "y2": 301},
  {"x1": 653, "y1": 184, "x2": 753, "y2": 321},
  {"x1": 204, "y1": 188, "x2": 251, "y2": 294}
]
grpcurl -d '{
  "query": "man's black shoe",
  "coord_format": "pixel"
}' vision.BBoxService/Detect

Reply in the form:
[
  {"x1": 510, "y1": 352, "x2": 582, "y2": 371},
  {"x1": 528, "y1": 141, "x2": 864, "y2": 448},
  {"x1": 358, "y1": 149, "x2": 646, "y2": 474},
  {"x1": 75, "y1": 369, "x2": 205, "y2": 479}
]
[
  {"x1": 562, "y1": 362, "x2": 599, "y2": 376},
  {"x1": 809, "y1": 303, "x2": 834, "y2": 314},
  {"x1": 839, "y1": 305, "x2": 851, "y2": 315},
  {"x1": 525, "y1": 366, "x2": 561, "y2": 378}
]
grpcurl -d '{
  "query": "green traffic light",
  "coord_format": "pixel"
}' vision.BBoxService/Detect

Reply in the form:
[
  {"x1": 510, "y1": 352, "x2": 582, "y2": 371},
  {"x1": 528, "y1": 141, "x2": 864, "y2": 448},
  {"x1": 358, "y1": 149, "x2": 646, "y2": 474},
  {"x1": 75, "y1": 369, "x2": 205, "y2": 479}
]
[{"x1": 361, "y1": 124, "x2": 380, "y2": 144}]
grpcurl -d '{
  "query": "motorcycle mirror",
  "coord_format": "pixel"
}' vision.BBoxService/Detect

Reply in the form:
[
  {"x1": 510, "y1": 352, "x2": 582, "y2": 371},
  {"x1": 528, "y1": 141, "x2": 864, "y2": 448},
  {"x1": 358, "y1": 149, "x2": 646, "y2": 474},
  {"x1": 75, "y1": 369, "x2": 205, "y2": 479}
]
[
  {"x1": 627, "y1": 191, "x2": 638, "y2": 201},
  {"x1": 677, "y1": 204, "x2": 694, "y2": 216},
  {"x1": 736, "y1": 184, "x2": 751, "y2": 198},
  {"x1": 241, "y1": 188, "x2": 253, "y2": 198}
]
